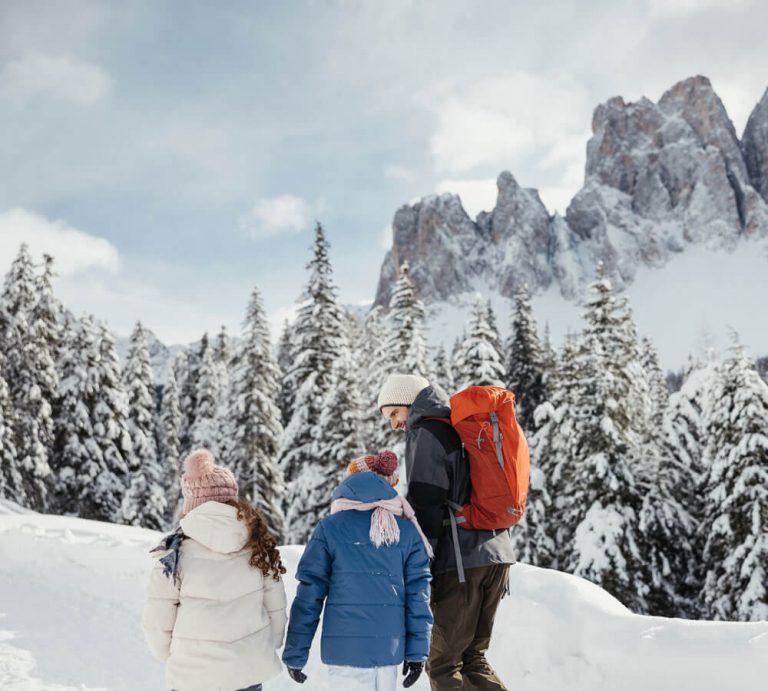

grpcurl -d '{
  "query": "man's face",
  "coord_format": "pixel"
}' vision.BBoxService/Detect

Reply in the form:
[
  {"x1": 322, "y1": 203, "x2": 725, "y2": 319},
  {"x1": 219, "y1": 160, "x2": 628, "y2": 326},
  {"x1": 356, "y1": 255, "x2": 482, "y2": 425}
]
[{"x1": 381, "y1": 405, "x2": 409, "y2": 431}]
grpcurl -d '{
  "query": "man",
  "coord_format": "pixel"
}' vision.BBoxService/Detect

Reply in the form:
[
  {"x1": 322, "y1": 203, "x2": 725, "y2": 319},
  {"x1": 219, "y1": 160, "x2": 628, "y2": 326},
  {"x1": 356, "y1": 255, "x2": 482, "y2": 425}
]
[{"x1": 378, "y1": 373, "x2": 514, "y2": 691}]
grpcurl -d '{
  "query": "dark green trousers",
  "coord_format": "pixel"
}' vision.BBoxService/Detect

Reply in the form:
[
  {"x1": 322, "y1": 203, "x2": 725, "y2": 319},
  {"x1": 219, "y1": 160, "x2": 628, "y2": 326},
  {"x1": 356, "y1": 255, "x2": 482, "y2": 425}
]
[{"x1": 426, "y1": 564, "x2": 509, "y2": 690}]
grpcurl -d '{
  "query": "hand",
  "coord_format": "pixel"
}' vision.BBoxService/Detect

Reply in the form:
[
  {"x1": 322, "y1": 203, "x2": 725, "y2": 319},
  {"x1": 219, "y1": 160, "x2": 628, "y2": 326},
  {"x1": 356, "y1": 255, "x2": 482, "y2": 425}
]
[
  {"x1": 287, "y1": 667, "x2": 307, "y2": 684},
  {"x1": 402, "y1": 661, "x2": 423, "y2": 688}
]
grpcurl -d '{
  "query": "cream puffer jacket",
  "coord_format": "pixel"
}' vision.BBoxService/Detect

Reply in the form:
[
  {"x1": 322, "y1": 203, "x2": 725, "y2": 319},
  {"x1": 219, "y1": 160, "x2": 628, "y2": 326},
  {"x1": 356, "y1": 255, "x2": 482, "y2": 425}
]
[{"x1": 142, "y1": 501, "x2": 287, "y2": 691}]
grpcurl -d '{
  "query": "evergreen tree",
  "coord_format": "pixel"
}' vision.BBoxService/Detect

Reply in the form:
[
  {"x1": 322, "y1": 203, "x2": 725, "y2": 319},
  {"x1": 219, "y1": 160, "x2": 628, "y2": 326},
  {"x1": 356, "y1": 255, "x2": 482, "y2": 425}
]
[
  {"x1": 279, "y1": 223, "x2": 347, "y2": 543},
  {"x1": 0, "y1": 356, "x2": 19, "y2": 501},
  {"x1": 640, "y1": 336, "x2": 669, "y2": 427},
  {"x1": 386, "y1": 261, "x2": 430, "y2": 378},
  {"x1": 121, "y1": 322, "x2": 166, "y2": 529},
  {"x1": 0, "y1": 245, "x2": 57, "y2": 510},
  {"x1": 179, "y1": 334, "x2": 207, "y2": 452},
  {"x1": 223, "y1": 287, "x2": 285, "y2": 538},
  {"x1": 485, "y1": 300, "x2": 503, "y2": 359},
  {"x1": 506, "y1": 285, "x2": 546, "y2": 432},
  {"x1": 53, "y1": 317, "x2": 128, "y2": 520},
  {"x1": 189, "y1": 336, "x2": 220, "y2": 451},
  {"x1": 358, "y1": 306, "x2": 394, "y2": 450},
  {"x1": 276, "y1": 319, "x2": 295, "y2": 427},
  {"x1": 159, "y1": 366, "x2": 182, "y2": 525},
  {"x1": 453, "y1": 299, "x2": 505, "y2": 389},
  {"x1": 433, "y1": 343, "x2": 455, "y2": 394},
  {"x1": 700, "y1": 340, "x2": 768, "y2": 621},
  {"x1": 313, "y1": 343, "x2": 366, "y2": 514},
  {"x1": 213, "y1": 325, "x2": 231, "y2": 398},
  {"x1": 93, "y1": 322, "x2": 133, "y2": 519},
  {"x1": 554, "y1": 269, "x2": 649, "y2": 611}
]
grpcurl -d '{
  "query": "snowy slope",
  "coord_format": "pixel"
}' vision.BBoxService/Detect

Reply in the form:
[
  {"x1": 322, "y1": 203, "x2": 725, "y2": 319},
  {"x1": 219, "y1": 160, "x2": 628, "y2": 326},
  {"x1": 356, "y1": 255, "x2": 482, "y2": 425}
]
[{"x1": 1, "y1": 512, "x2": 766, "y2": 691}]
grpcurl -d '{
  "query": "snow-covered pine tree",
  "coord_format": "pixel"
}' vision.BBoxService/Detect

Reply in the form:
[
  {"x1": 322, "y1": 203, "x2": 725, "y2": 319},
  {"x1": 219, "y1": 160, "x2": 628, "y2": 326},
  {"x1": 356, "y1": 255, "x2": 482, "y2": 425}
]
[
  {"x1": 358, "y1": 306, "x2": 395, "y2": 450},
  {"x1": 213, "y1": 325, "x2": 231, "y2": 398},
  {"x1": 640, "y1": 336, "x2": 669, "y2": 427},
  {"x1": 485, "y1": 300, "x2": 503, "y2": 359},
  {"x1": 223, "y1": 286, "x2": 285, "y2": 538},
  {"x1": 386, "y1": 261, "x2": 430, "y2": 378},
  {"x1": 540, "y1": 323, "x2": 558, "y2": 396},
  {"x1": 159, "y1": 365, "x2": 182, "y2": 525},
  {"x1": 0, "y1": 356, "x2": 19, "y2": 501},
  {"x1": 0, "y1": 245, "x2": 57, "y2": 510},
  {"x1": 121, "y1": 322, "x2": 166, "y2": 529},
  {"x1": 53, "y1": 317, "x2": 127, "y2": 520},
  {"x1": 453, "y1": 299, "x2": 505, "y2": 389},
  {"x1": 312, "y1": 342, "x2": 365, "y2": 516},
  {"x1": 93, "y1": 321, "x2": 133, "y2": 520},
  {"x1": 189, "y1": 335, "x2": 220, "y2": 452},
  {"x1": 280, "y1": 223, "x2": 347, "y2": 543},
  {"x1": 555, "y1": 269, "x2": 650, "y2": 611},
  {"x1": 637, "y1": 446, "x2": 698, "y2": 617},
  {"x1": 178, "y1": 334, "x2": 207, "y2": 452},
  {"x1": 276, "y1": 319, "x2": 295, "y2": 427},
  {"x1": 525, "y1": 334, "x2": 582, "y2": 569},
  {"x1": 433, "y1": 343, "x2": 455, "y2": 394},
  {"x1": 700, "y1": 339, "x2": 768, "y2": 621},
  {"x1": 506, "y1": 285, "x2": 546, "y2": 432}
]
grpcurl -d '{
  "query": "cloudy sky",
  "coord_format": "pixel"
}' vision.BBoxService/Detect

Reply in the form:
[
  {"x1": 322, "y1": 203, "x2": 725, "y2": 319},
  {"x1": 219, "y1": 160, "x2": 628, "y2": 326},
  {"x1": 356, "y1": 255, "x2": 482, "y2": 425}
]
[{"x1": 1, "y1": 0, "x2": 767, "y2": 345}]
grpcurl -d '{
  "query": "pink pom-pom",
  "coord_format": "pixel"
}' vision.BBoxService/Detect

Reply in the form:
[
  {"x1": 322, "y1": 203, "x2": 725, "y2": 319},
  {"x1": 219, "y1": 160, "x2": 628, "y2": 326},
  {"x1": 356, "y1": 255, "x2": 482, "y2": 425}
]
[
  {"x1": 373, "y1": 450, "x2": 398, "y2": 477},
  {"x1": 183, "y1": 448, "x2": 215, "y2": 479}
]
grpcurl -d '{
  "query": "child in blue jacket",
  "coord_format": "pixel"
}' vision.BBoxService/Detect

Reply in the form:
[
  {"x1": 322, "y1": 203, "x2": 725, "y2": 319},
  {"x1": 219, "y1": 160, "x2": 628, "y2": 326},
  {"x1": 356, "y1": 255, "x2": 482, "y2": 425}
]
[{"x1": 282, "y1": 452, "x2": 433, "y2": 690}]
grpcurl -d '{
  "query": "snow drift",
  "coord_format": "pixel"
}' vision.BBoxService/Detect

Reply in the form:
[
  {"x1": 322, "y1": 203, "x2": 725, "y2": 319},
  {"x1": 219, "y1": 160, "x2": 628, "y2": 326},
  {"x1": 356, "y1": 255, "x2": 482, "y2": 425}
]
[{"x1": 1, "y1": 510, "x2": 766, "y2": 690}]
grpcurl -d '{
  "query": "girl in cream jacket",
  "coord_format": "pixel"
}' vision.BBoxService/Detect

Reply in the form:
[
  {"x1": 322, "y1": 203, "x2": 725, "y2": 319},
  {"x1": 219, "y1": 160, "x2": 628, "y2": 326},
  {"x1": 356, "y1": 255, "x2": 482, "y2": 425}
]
[{"x1": 143, "y1": 449, "x2": 287, "y2": 691}]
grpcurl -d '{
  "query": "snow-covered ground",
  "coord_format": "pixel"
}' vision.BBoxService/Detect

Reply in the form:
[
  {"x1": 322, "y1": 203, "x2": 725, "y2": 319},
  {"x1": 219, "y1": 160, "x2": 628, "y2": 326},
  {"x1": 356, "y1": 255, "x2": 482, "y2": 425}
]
[{"x1": 1, "y1": 508, "x2": 766, "y2": 691}]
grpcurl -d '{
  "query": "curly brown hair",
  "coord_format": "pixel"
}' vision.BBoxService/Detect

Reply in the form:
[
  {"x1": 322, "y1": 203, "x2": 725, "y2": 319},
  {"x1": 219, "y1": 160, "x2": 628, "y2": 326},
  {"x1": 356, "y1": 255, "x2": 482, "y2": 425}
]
[{"x1": 227, "y1": 499, "x2": 286, "y2": 582}]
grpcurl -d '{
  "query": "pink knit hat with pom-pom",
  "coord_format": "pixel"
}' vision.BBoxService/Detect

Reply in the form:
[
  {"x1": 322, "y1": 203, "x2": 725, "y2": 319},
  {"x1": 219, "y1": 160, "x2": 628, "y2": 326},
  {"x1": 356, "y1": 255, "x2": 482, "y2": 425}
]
[{"x1": 181, "y1": 448, "x2": 239, "y2": 514}]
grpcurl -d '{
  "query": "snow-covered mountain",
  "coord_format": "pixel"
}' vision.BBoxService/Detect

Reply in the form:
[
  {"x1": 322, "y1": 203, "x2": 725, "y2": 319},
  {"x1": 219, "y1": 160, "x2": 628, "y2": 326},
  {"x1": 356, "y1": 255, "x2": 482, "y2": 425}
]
[
  {"x1": 377, "y1": 76, "x2": 768, "y2": 307},
  {"x1": 1, "y1": 509, "x2": 766, "y2": 690},
  {"x1": 374, "y1": 76, "x2": 768, "y2": 367}
]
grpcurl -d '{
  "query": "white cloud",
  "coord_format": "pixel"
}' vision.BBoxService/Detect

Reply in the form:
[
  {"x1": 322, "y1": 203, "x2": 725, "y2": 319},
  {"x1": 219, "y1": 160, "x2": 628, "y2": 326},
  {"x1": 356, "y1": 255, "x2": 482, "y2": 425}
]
[
  {"x1": 239, "y1": 195, "x2": 313, "y2": 240},
  {"x1": 428, "y1": 73, "x2": 591, "y2": 176},
  {"x1": 0, "y1": 208, "x2": 120, "y2": 276},
  {"x1": 0, "y1": 53, "x2": 110, "y2": 106},
  {"x1": 436, "y1": 179, "x2": 497, "y2": 218}
]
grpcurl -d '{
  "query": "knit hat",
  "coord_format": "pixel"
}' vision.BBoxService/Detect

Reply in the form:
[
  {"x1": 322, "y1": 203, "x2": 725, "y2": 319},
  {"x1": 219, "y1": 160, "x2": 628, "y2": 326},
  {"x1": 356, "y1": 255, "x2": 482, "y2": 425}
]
[
  {"x1": 377, "y1": 373, "x2": 429, "y2": 411},
  {"x1": 345, "y1": 450, "x2": 400, "y2": 486},
  {"x1": 181, "y1": 448, "x2": 239, "y2": 514}
]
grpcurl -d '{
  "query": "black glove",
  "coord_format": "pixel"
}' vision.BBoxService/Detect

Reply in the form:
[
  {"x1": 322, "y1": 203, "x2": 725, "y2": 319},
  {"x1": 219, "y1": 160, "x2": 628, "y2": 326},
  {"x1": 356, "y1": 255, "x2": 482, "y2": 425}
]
[
  {"x1": 287, "y1": 667, "x2": 307, "y2": 684},
  {"x1": 402, "y1": 661, "x2": 423, "y2": 688}
]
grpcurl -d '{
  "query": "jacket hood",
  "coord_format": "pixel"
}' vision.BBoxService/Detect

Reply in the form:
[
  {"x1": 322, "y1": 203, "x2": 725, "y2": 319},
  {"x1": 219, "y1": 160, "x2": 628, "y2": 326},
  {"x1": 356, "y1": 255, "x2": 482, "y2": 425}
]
[
  {"x1": 407, "y1": 384, "x2": 451, "y2": 428},
  {"x1": 179, "y1": 501, "x2": 249, "y2": 554},
  {"x1": 332, "y1": 472, "x2": 397, "y2": 503}
]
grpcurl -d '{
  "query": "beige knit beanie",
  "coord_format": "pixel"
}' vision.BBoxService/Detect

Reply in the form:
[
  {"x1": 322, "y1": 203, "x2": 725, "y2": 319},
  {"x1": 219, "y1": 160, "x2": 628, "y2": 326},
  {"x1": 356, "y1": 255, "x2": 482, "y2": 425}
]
[{"x1": 377, "y1": 373, "x2": 429, "y2": 411}]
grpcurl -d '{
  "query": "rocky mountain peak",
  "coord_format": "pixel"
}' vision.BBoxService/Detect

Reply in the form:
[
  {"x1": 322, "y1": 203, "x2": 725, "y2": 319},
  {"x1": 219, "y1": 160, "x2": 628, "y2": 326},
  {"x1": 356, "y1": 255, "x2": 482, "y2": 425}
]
[
  {"x1": 743, "y1": 87, "x2": 768, "y2": 203},
  {"x1": 374, "y1": 76, "x2": 768, "y2": 312}
]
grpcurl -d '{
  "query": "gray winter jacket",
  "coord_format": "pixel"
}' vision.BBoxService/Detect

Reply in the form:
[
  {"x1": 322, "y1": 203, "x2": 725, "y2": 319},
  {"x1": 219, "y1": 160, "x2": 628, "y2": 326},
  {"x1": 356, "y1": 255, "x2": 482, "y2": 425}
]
[{"x1": 404, "y1": 385, "x2": 516, "y2": 576}]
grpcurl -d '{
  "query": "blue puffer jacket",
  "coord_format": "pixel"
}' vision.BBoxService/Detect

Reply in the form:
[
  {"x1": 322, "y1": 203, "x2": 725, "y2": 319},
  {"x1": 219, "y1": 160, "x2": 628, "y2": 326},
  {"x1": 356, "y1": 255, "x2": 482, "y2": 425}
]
[{"x1": 282, "y1": 472, "x2": 433, "y2": 669}]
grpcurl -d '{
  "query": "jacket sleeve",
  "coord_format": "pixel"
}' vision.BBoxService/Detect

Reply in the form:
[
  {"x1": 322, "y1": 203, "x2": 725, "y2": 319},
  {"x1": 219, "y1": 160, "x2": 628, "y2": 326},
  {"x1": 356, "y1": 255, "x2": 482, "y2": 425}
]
[
  {"x1": 403, "y1": 531, "x2": 433, "y2": 663},
  {"x1": 142, "y1": 559, "x2": 181, "y2": 662},
  {"x1": 263, "y1": 571, "x2": 288, "y2": 649},
  {"x1": 282, "y1": 522, "x2": 332, "y2": 669},
  {"x1": 406, "y1": 425, "x2": 451, "y2": 541}
]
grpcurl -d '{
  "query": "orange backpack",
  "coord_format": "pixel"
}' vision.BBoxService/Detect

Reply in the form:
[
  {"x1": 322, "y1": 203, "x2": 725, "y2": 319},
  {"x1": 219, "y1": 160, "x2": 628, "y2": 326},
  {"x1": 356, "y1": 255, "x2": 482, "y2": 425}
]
[{"x1": 437, "y1": 386, "x2": 530, "y2": 531}]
